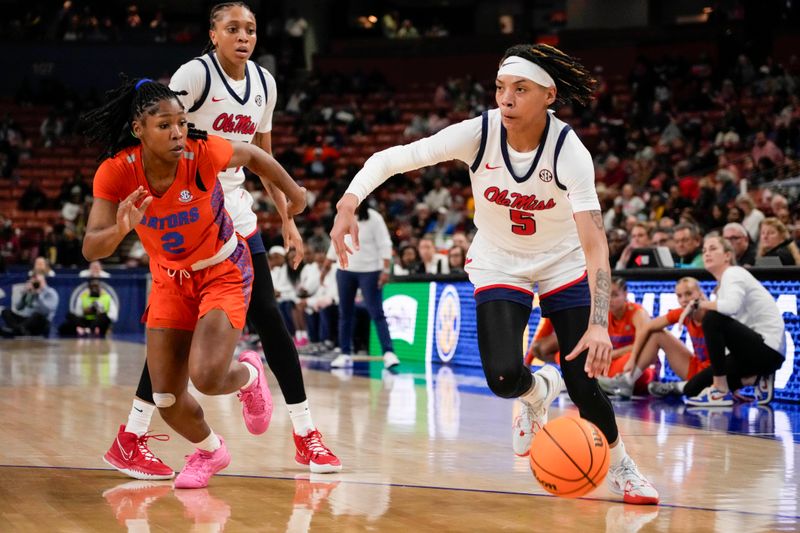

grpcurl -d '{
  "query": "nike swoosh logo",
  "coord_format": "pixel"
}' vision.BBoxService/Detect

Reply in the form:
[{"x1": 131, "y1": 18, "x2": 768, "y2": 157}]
[
  {"x1": 117, "y1": 438, "x2": 133, "y2": 461},
  {"x1": 133, "y1": 407, "x2": 143, "y2": 412},
  {"x1": 211, "y1": 97, "x2": 226, "y2": 102},
  {"x1": 485, "y1": 163, "x2": 502, "y2": 170}
]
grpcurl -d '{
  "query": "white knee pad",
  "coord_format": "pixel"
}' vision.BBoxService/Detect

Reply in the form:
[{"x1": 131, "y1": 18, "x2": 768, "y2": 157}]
[{"x1": 152, "y1": 392, "x2": 176, "y2": 408}]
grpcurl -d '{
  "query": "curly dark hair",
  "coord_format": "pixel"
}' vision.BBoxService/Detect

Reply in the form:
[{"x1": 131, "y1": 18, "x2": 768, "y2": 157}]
[{"x1": 500, "y1": 43, "x2": 597, "y2": 106}]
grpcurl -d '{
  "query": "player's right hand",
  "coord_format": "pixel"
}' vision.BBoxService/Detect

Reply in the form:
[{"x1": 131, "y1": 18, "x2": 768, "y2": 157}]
[
  {"x1": 116, "y1": 186, "x2": 152, "y2": 235},
  {"x1": 678, "y1": 299, "x2": 699, "y2": 326},
  {"x1": 330, "y1": 193, "x2": 360, "y2": 268}
]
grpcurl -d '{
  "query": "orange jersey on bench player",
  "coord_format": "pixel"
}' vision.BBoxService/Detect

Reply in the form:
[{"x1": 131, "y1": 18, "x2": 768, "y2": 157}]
[
  {"x1": 665, "y1": 308, "x2": 710, "y2": 378},
  {"x1": 607, "y1": 302, "x2": 644, "y2": 377}
]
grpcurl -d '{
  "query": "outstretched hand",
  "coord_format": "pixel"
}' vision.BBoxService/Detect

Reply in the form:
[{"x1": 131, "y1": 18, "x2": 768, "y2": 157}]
[
  {"x1": 563, "y1": 324, "x2": 612, "y2": 378},
  {"x1": 116, "y1": 186, "x2": 152, "y2": 235},
  {"x1": 330, "y1": 194, "x2": 360, "y2": 268}
]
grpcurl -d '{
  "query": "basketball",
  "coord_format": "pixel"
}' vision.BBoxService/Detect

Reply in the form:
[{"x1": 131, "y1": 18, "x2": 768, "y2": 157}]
[{"x1": 529, "y1": 416, "x2": 609, "y2": 498}]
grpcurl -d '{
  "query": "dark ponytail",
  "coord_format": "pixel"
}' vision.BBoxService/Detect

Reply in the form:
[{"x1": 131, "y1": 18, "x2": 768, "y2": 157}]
[
  {"x1": 79, "y1": 75, "x2": 201, "y2": 161},
  {"x1": 202, "y1": 2, "x2": 253, "y2": 54},
  {"x1": 500, "y1": 44, "x2": 597, "y2": 106}
]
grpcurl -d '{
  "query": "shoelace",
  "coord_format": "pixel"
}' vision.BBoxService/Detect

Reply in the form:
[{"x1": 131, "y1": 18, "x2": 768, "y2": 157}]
[
  {"x1": 614, "y1": 458, "x2": 649, "y2": 490},
  {"x1": 137, "y1": 433, "x2": 170, "y2": 463},
  {"x1": 302, "y1": 431, "x2": 333, "y2": 457},
  {"x1": 238, "y1": 384, "x2": 265, "y2": 412},
  {"x1": 183, "y1": 449, "x2": 215, "y2": 475},
  {"x1": 166, "y1": 268, "x2": 191, "y2": 285}
]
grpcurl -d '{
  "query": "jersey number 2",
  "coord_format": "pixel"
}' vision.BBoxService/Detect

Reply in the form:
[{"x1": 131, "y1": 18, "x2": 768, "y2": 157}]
[
  {"x1": 162, "y1": 232, "x2": 186, "y2": 254},
  {"x1": 510, "y1": 210, "x2": 537, "y2": 235}
]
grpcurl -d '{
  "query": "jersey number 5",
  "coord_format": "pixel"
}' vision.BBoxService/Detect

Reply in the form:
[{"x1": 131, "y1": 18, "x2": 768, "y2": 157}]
[
  {"x1": 162, "y1": 232, "x2": 186, "y2": 254},
  {"x1": 510, "y1": 210, "x2": 537, "y2": 235}
]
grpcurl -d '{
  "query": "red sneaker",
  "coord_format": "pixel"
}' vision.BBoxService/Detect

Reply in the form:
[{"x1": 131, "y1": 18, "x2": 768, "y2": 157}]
[
  {"x1": 102, "y1": 480, "x2": 172, "y2": 525},
  {"x1": 103, "y1": 425, "x2": 174, "y2": 480},
  {"x1": 294, "y1": 430, "x2": 342, "y2": 473}
]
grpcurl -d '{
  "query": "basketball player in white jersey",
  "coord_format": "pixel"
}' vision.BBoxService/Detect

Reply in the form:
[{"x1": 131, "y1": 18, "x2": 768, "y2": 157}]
[
  {"x1": 103, "y1": 2, "x2": 340, "y2": 480},
  {"x1": 330, "y1": 44, "x2": 658, "y2": 504}
]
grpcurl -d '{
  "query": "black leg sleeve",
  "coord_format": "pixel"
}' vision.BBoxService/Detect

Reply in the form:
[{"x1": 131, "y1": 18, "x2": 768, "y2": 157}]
[
  {"x1": 136, "y1": 360, "x2": 154, "y2": 403},
  {"x1": 248, "y1": 252, "x2": 307, "y2": 405},
  {"x1": 476, "y1": 300, "x2": 533, "y2": 399},
  {"x1": 549, "y1": 306, "x2": 619, "y2": 444}
]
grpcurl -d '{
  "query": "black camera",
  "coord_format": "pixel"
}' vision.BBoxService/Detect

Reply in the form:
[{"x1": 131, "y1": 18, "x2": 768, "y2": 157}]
[{"x1": 32, "y1": 281, "x2": 41, "y2": 290}]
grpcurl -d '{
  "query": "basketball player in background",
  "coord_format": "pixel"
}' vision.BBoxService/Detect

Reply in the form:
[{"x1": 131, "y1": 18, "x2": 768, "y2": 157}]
[
  {"x1": 104, "y1": 2, "x2": 341, "y2": 481},
  {"x1": 330, "y1": 44, "x2": 658, "y2": 504}
]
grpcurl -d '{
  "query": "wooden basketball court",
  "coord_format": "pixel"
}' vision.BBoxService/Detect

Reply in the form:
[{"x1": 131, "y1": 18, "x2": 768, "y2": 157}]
[{"x1": 1, "y1": 338, "x2": 798, "y2": 532}]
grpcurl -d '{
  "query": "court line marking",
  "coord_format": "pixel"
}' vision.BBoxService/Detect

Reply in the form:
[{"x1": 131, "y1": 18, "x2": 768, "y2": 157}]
[{"x1": 2, "y1": 463, "x2": 798, "y2": 521}]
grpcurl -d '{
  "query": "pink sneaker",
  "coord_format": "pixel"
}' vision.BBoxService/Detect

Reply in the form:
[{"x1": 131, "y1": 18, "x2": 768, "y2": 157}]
[
  {"x1": 237, "y1": 350, "x2": 273, "y2": 435},
  {"x1": 174, "y1": 436, "x2": 231, "y2": 489}
]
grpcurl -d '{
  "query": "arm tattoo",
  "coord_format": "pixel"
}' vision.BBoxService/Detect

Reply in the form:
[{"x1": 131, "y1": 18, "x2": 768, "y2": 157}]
[
  {"x1": 589, "y1": 210, "x2": 604, "y2": 231},
  {"x1": 591, "y1": 268, "x2": 611, "y2": 327}
]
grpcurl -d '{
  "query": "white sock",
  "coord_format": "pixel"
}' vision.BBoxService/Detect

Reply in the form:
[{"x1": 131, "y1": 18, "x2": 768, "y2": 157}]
[
  {"x1": 287, "y1": 400, "x2": 315, "y2": 436},
  {"x1": 194, "y1": 431, "x2": 221, "y2": 452},
  {"x1": 241, "y1": 362, "x2": 258, "y2": 389},
  {"x1": 610, "y1": 438, "x2": 627, "y2": 467},
  {"x1": 629, "y1": 367, "x2": 643, "y2": 384},
  {"x1": 125, "y1": 399, "x2": 155, "y2": 437},
  {"x1": 675, "y1": 381, "x2": 686, "y2": 393},
  {"x1": 520, "y1": 372, "x2": 547, "y2": 405}
]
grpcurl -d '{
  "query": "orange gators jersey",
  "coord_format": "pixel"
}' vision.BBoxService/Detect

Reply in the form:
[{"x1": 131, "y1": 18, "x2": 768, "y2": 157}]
[
  {"x1": 93, "y1": 135, "x2": 235, "y2": 271},
  {"x1": 608, "y1": 302, "x2": 643, "y2": 350},
  {"x1": 665, "y1": 308, "x2": 708, "y2": 362}
]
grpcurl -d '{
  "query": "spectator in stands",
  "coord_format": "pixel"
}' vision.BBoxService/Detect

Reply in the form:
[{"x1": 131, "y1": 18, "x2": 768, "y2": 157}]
[
  {"x1": 424, "y1": 178, "x2": 452, "y2": 212},
  {"x1": 448, "y1": 245, "x2": 466, "y2": 273},
  {"x1": 381, "y1": 10, "x2": 399, "y2": 38},
  {"x1": 685, "y1": 235, "x2": 785, "y2": 406},
  {"x1": 736, "y1": 194, "x2": 765, "y2": 241},
  {"x1": 396, "y1": 19, "x2": 420, "y2": 39},
  {"x1": 18, "y1": 178, "x2": 48, "y2": 211},
  {"x1": 673, "y1": 223, "x2": 704, "y2": 268},
  {"x1": 451, "y1": 231, "x2": 471, "y2": 251},
  {"x1": 722, "y1": 222, "x2": 756, "y2": 266},
  {"x1": 418, "y1": 236, "x2": 449, "y2": 274},
  {"x1": 617, "y1": 184, "x2": 645, "y2": 218},
  {"x1": 392, "y1": 244, "x2": 424, "y2": 276},
  {"x1": 607, "y1": 228, "x2": 628, "y2": 269},
  {"x1": 79, "y1": 260, "x2": 111, "y2": 278},
  {"x1": 602, "y1": 155, "x2": 627, "y2": 190},
  {"x1": 55, "y1": 227, "x2": 84, "y2": 267},
  {"x1": 757, "y1": 217, "x2": 800, "y2": 266},
  {"x1": 651, "y1": 228, "x2": 674, "y2": 254},
  {"x1": 269, "y1": 246, "x2": 297, "y2": 338},
  {"x1": 751, "y1": 130, "x2": 784, "y2": 168},
  {"x1": 30, "y1": 256, "x2": 55, "y2": 278},
  {"x1": 284, "y1": 9, "x2": 309, "y2": 68},
  {"x1": 59, "y1": 170, "x2": 90, "y2": 204},
  {"x1": 0, "y1": 273, "x2": 59, "y2": 338},
  {"x1": 40, "y1": 111, "x2": 65, "y2": 148},
  {"x1": 615, "y1": 222, "x2": 651, "y2": 269},
  {"x1": 58, "y1": 277, "x2": 117, "y2": 337},
  {"x1": 60, "y1": 187, "x2": 84, "y2": 227}
]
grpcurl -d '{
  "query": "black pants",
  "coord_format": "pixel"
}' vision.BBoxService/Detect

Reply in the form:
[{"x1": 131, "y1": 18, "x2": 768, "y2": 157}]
[
  {"x1": 477, "y1": 301, "x2": 618, "y2": 444},
  {"x1": 1, "y1": 309, "x2": 50, "y2": 336},
  {"x1": 685, "y1": 311, "x2": 784, "y2": 393},
  {"x1": 58, "y1": 312, "x2": 111, "y2": 336},
  {"x1": 135, "y1": 251, "x2": 307, "y2": 406}
]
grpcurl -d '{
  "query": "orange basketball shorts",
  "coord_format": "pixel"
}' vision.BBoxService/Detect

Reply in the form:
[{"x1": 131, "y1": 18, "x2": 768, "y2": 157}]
[
  {"x1": 143, "y1": 237, "x2": 253, "y2": 331},
  {"x1": 686, "y1": 357, "x2": 711, "y2": 380},
  {"x1": 607, "y1": 351, "x2": 632, "y2": 377}
]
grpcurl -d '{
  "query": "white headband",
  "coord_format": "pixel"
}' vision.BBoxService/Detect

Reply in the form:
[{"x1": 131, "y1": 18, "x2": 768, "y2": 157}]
[{"x1": 497, "y1": 56, "x2": 556, "y2": 88}]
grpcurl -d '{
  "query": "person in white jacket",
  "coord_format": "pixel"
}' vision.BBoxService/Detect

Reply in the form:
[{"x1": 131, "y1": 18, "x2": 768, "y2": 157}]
[{"x1": 685, "y1": 234, "x2": 785, "y2": 406}]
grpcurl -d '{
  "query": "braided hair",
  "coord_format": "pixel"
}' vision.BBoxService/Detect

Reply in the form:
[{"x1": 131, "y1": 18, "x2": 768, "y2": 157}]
[
  {"x1": 500, "y1": 44, "x2": 597, "y2": 107},
  {"x1": 201, "y1": 2, "x2": 253, "y2": 54},
  {"x1": 79, "y1": 76, "x2": 200, "y2": 162}
]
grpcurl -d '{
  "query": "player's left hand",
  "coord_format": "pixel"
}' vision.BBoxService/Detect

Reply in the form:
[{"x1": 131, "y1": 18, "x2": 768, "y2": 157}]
[
  {"x1": 564, "y1": 324, "x2": 612, "y2": 378},
  {"x1": 282, "y1": 218, "x2": 304, "y2": 269}
]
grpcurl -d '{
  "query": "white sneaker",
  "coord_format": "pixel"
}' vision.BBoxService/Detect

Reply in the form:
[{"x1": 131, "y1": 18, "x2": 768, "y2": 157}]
[
  {"x1": 598, "y1": 373, "x2": 633, "y2": 398},
  {"x1": 647, "y1": 380, "x2": 683, "y2": 397},
  {"x1": 512, "y1": 365, "x2": 563, "y2": 457},
  {"x1": 330, "y1": 354, "x2": 353, "y2": 368},
  {"x1": 383, "y1": 351, "x2": 400, "y2": 369},
  {"x1": 607, "y1": 455, "x2": 659, "y2": 505}
]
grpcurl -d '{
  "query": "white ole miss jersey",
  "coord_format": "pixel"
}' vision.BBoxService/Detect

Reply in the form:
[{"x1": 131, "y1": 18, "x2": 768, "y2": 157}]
[
  {"x1": 169, "y1": 52, "x2": 277, "y2": 237},
  {"x1": 468, "y1": 108, "x2": 598, "y2": 255}
]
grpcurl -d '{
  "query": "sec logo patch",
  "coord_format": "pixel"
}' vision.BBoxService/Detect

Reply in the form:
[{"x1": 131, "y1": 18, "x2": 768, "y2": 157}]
[{"x1": 539, "y1": 169, "x2": 553, "y2": 182}]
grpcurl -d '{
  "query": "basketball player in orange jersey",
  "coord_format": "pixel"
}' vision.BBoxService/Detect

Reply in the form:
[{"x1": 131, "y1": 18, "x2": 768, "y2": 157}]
[
  {"x1": 106, "y1": 2, "x2": 341, "y2": 480},
  {"x1": 524, "y1": 317, "x2": 559, "y2": 367},
  {"x1": 81, "y1": 77, "x2": 306, "y2": 488},
  {"x1": 596, "y1": 277, "x2": 654, "y2": 397},
  {"x1": 611, "y1": 277, "x2": 713, "y2": 398},
  {"x1": 331, "y1": 44, "x2": 658, "y2": 504}
]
